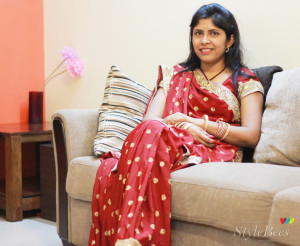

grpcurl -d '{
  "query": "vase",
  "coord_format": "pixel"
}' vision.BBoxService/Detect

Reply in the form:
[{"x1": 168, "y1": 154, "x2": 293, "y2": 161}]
[{"x1": 29, "y1": 91, "x2": 43, "y2": 124}]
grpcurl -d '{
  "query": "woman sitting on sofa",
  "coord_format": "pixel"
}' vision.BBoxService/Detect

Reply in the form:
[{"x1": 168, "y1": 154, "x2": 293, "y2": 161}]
[{"x1": 89, "y1": 3, "x2": 264, "y2": 246}]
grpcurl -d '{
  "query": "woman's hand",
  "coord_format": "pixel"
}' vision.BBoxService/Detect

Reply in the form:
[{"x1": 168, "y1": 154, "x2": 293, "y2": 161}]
[
  {"x1": 187, "y1": 124, "x2": 215, "y2": 148},
  {"x1": 163, "y1": 112, "x2": 190, "y2": 125}
]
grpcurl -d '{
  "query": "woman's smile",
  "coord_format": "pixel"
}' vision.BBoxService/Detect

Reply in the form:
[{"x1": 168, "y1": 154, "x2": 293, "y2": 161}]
[{"x1": 199, "y1": 48, "x2": 214, "y2": 55}]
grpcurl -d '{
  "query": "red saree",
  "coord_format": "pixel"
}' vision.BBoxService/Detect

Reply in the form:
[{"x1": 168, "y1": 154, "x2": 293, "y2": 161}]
[{"x1": 89, "y1": 65, "x2": 264, "y2": 246}]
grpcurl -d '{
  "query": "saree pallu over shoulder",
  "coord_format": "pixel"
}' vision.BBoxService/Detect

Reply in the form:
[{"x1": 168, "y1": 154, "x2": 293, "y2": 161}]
[{"x1": 193, "y1": 69, "x2": 241, "y2": 123}]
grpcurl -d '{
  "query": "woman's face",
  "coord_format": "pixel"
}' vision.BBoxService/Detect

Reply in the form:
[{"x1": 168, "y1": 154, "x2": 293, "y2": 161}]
[{"x1": 192, "y1": 18, "x2": 234, "y2": 68}]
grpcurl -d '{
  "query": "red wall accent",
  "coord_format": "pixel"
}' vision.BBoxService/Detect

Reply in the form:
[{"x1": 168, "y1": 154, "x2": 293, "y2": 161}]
[{"x1": 0, "y1": 0, "x2": 44, "y2": 179}]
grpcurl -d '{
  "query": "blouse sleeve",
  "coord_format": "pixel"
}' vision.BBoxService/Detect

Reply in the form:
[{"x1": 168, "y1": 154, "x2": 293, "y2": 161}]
[
  {"x1": 157, "y1": 65, "x2": 175, "y2": 97},
  {"x1": 238, "y1": 79, "x2": 264, "y2": 99}
]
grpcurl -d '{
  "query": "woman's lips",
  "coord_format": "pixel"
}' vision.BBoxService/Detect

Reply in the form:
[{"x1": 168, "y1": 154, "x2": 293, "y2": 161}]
[{"x1": 200, "y1": 48, "x2": 213, "y2": 54}]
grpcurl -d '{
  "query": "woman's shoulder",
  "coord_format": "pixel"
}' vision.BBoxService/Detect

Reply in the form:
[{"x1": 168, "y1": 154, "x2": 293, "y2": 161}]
[
  {"x1": 238, "y1": 66, "x2": 258, "y2": 80},
  {"x1": 158, "y1": 64, "x2": 188, "y2": 80},
  {"x1": 237, "y1": 66, "x2": 264, "y2": 98}
]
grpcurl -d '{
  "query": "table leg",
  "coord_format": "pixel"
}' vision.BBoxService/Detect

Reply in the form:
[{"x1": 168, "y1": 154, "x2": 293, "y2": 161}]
[{"x1": 5, "y1": 135, "x2": 23, "y2": 221}]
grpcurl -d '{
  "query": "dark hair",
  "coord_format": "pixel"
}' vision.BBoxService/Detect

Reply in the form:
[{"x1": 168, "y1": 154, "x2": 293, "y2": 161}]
[{"x1": 180, "y1": 3, "x2": 247, "y2": 90}]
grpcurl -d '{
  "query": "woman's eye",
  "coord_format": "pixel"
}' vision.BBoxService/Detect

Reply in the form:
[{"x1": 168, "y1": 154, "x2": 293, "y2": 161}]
[
  {"x1": 211, "y1": 31, "x2": 219, "y2": 36},
  {"x1": 194, "y1": 31, "x2": 202, "y2": 36}
]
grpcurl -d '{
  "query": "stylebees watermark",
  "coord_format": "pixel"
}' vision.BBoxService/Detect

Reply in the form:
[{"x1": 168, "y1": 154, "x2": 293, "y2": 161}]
[
  {"x1": 233, "y1": 218, "x2": 295, "y2": 240},
  {"x1": 280, "y1": 217, "x2": 294, "y2": 224}
]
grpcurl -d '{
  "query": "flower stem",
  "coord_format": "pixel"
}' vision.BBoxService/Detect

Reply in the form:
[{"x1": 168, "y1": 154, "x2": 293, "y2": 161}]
[
  {"x1": 41, "y1": 69, "x2": 68, "y2": 91},
  {"x1": 41, "y1": 59, "x2": 66, "y2": 91}
]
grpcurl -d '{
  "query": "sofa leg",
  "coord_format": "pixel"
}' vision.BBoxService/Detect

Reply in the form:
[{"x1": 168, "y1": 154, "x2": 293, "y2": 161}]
[{"x1": 62, "y1": 238, "x2": 75, "y2": 246}]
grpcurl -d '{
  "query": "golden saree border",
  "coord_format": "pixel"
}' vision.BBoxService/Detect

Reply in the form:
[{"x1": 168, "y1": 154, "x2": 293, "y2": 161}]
[
  {"x1": 193, "y1": 69, "x2": 241, "y2": 123},
  {"x1": 115, "y1": 238, "x2": 142, "y2": 246},
  {"x1": 235, "y1": 148, "x2": 243, "y2": 162},
  {"x1": 238, "y1": 79, "x2": 264, "y2": 99}
]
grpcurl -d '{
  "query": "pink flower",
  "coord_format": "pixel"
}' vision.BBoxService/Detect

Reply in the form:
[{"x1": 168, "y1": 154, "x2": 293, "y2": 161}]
[
  {"x1": 41, "y1": 47, "x2": 84, "y2": 91},
  {"x1": 61, "y1": 47, "x2": 78, "y2": 60},
  {"x1": 67, "y1": 58, "x2": 84, "y2": 78}
]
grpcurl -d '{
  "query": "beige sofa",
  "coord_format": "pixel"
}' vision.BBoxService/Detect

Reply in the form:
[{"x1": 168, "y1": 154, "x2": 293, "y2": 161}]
[{"x1": 52, "y1": 66, "x2": 300, "y2": 246}]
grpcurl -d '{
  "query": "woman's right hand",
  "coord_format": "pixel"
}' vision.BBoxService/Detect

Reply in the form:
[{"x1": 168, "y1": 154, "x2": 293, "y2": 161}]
[
  {"x1": 163, "y1": 112, "x2": 189, "y2": 125},
  {"x1": 187, "y1": 124, "x2": 215, "y2": 148}
]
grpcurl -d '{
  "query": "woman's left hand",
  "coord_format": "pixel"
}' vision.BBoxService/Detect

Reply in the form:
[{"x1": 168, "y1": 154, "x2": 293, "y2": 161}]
[
  {"x1": 187, "y1": 124, "x2": 215, "y2": 148},
  {"x1": 163, "y1": 112, "x2": 190, "y2": 125}
]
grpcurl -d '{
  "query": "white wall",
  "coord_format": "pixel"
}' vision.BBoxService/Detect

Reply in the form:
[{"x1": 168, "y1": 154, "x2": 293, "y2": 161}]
[{"x1": 44, "y1": 0, "x2": 300, "y2": 121}]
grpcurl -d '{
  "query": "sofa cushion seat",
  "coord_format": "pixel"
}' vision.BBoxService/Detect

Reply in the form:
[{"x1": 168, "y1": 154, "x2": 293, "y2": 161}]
[
  {"x1": 170, "y1": 162, "x2": 300, "y2": 239},
  {"x1": 66, "y1": 158, "x2": 300, "y2": 241},
  {"x1": 268, "y1": 186, "x2": 300, "y2": 246},
  {"x1": 66, "y1": 156, "x2": 101, "y2": 201}
]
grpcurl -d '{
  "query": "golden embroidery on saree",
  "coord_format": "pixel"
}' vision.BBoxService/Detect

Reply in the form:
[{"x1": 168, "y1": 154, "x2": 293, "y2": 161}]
[
  {"x1": 238, "y1": 79, "x2": 264, "y2": 99},
  {"x1": 193, "y1": 70, "x2": 241, "y2": 123},
  {"x1": 158, "y1": 65, "x2": 175, "y2": 96}
]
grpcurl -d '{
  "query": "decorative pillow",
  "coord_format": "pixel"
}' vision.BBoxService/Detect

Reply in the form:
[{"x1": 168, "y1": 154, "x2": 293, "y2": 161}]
[
  {"x1": 253, "y1": 67, "x2": 300, "y2": 166},
  {"x1": 94, "y1": 66, "x2": 152, "y2": 156}
]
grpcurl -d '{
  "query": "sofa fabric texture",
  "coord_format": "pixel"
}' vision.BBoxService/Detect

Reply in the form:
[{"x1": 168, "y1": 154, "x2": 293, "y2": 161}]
[
  {"x1": 254, "y1": 67, "x2": 300, "y2": 166},
  {"x1": 268, "y1": 186, "x2": 300, "y2": 246}
]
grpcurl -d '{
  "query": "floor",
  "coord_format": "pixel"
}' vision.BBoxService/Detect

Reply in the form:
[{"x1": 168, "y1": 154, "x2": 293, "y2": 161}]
[{"x1": 0, "y1": 210, "x2": 62, "y2": 246}]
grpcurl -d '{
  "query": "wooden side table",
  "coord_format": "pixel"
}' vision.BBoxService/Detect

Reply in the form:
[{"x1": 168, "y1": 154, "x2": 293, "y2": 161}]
[{"x1": 0, "y1": 122, "x2": 52, "y2": 221}]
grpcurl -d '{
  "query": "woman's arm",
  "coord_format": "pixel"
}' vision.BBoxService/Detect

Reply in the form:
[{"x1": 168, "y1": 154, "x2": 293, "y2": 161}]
[
  {"x1": 163, "y1": 92, "x2": 263, "y2": 148},
  {"x1": 223, "y1": 92, "x2": 263, "y2": 148},
  {"x1": 190, "y1": 92, "x2": 263, "y2": 148},
  {"x1": 142, "y1": 87, "x2": 166, "y2": 121}
]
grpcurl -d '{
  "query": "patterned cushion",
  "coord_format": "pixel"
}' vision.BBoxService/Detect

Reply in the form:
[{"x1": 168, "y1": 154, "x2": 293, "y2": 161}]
[
  {"x1": 94, "y1": 66, "x2": 152, "y2": 156},
  {"x1": 253, "y1": 67, "x2": 300, "y2": 166}
]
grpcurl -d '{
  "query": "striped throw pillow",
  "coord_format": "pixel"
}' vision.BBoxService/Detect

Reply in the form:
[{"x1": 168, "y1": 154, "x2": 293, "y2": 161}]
[{"x1": 94, "y1": 66, "x2": 152, "y2": 156}]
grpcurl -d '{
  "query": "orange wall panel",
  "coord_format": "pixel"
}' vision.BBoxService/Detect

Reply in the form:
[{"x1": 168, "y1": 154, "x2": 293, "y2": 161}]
[{"x1": 0, "y1": 0, "x2": 44, "y2": 124}]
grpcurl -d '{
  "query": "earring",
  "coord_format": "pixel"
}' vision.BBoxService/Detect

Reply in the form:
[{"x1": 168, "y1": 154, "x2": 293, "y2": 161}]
[{"x1": 225, "y1": 47, "x2": 230, "y2": 53}]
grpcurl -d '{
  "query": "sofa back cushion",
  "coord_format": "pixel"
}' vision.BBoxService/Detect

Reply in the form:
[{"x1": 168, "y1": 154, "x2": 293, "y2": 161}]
[
  {"x1": 94, "y1": 66, "x2": 152, "y2": 156},
  {"x1": 253, "y1": 67, "x2": 300, "y2": 166},
  {"x1": 242, "y1": 65, "x2": 283, "y2": 162}
]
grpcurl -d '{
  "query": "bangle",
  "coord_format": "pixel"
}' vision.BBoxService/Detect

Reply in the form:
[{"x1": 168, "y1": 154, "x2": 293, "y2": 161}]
[
  {"x1": 215, "y1": 121, "x2": 227, "y2": 139},
  {"x1": 202, "y1": 115, "x2": 208, "y2": 131},
  {"x1": 220, "y1": 123, "x2": 230, "y2": 140}
]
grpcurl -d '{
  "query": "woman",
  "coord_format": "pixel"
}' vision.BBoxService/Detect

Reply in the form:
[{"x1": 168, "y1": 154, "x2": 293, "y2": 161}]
[{"x1": 89, "y1": 3, "x2": 264, "y2": 246}]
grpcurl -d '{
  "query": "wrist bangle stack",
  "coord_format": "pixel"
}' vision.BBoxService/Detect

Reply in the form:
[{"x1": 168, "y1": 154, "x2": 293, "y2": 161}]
[
  {"x1": 220, "y1": 123, "x2": 230, "y2": 140},
  {"x1": 202, "y1": 114, "x2": 208, "y2": 131},
  {"x1": 215, "y1": 121, "x2": 230, "y2": 140}
]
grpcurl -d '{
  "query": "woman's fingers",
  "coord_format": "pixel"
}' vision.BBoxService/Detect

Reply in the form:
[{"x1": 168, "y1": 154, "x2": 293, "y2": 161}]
[
  {"x1": 188, "y1": 125, "x2": 215, "y2": 148},
  {"x1": 163, "y1": 112, "x2": 188, "y2": 125}
]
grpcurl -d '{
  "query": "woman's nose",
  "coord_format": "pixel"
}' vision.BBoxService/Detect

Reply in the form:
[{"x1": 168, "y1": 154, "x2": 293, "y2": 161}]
[{"x1": 201, "y1": 34, "x2": 210, "y2": 44}]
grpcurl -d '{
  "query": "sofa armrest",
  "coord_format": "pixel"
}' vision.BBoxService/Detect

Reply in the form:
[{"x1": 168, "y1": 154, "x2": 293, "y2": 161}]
[
  {"x1": 51, "y1": 108, "x2": 98, "y2": 244},
  {"x1": 52, "y1": 109, "x2": 98, "y2": 162}
]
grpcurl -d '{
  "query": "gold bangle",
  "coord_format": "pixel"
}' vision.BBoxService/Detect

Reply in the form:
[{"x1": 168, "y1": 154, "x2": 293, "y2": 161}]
[
  {"x1": 202, "y1": 114, "x2": 208, "y2": 131},
  {"x1": 220, "y1": 123, "x2": 230, "y2": 140}
]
